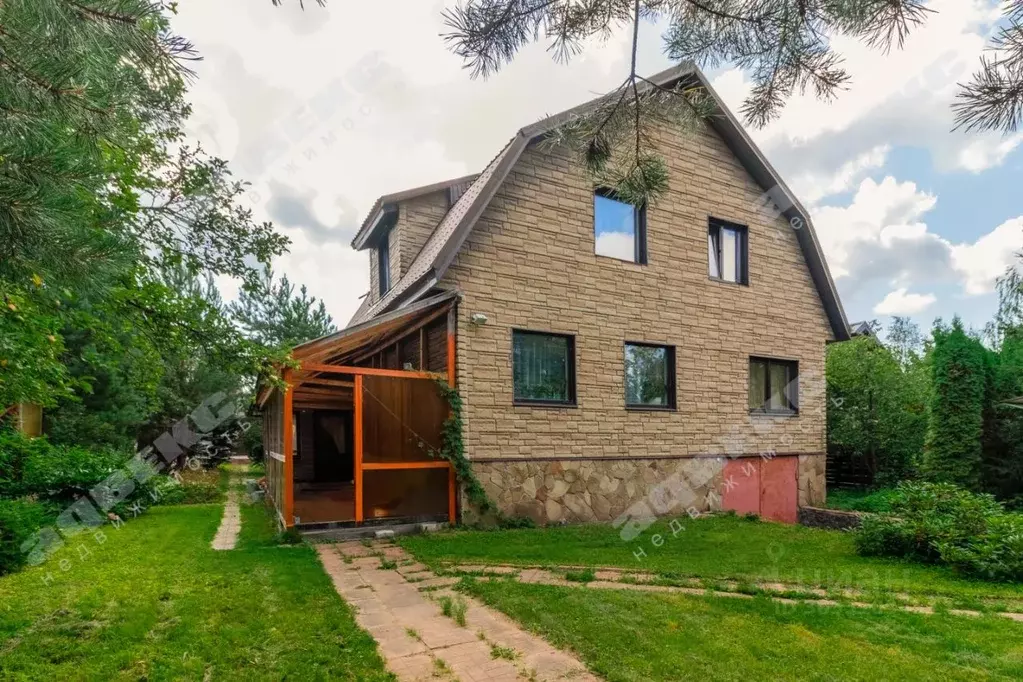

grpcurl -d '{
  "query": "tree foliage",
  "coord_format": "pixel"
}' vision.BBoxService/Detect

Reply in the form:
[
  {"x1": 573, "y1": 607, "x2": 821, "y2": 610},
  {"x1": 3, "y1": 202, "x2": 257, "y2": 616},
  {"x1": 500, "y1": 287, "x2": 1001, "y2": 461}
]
[
  {"x1": 921, "y1": 318, "x2": 989, "y2": 490},
  {"x1": 826, "y1": 329, "x2": 927, "y2": 485},
  {"x1": 0, "y1": 2, "x2": 297, "y2": 454},
  {"x1": 228, "y1": 269, "x2": 336, "y2": 349}
]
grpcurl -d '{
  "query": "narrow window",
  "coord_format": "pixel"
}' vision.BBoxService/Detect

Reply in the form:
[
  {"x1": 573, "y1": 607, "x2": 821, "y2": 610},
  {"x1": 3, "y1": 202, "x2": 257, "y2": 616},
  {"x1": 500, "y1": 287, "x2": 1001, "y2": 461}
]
[
  {"x1": 594, "y1": 189, "x2": 646, "y2": 263},
  {"x1": 625, "y1": 343, "x2": 676, "y2": 410},
  {"x1": 749, "y1": 357, "x2": 798, "y2": 414},
  {"x1": 378, "y1": 231, "x2": 391, "y2": 294},
  {"x1": 512, "y1": 330, "x2": 576, "y2": 405},
  {"x1": 708, "y1": 218, "x2": 748, "y2": 284}
]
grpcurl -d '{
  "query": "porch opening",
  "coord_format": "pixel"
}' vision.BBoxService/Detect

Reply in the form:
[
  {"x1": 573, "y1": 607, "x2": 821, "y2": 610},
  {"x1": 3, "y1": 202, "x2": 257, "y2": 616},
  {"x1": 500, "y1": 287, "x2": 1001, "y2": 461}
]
[{"x1": 257, "y1": 291, "x2": 458, "y2": 529}]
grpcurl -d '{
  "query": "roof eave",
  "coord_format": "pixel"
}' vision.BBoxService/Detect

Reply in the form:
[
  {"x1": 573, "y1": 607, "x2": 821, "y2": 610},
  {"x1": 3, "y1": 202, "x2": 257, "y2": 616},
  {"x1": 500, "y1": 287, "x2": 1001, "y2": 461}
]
[{"x1": 351, "y1": 204, "x2": 398, "y2": 250}]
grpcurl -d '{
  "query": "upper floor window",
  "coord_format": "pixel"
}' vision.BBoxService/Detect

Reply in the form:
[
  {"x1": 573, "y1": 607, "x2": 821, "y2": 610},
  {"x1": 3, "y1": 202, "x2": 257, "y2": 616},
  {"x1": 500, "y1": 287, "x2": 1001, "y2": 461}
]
[
  {"x1": 749, "y1": 357, "x2": 798, "y2": 414},
  {"x1": 625, "y1": 342, "x2": 676, "y2": 410},
  {"x1": 594, "y1": 189, "x2": 646, "y2": 264},
  {"x1": 708, "y1": 218, "x2": 748, "y2": 284},
  {"x1": 512, "y1": 330, "x2": 576, "y2": 405},
  {"x1": 378, "y1": 230, "x2": 391, "y2": 294}
]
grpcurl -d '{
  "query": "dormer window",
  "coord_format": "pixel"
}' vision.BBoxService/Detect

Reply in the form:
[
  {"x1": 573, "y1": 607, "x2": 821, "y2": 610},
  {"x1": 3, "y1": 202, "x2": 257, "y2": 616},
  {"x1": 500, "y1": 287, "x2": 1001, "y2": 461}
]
[
  {"x1": 378, "y1": 231, "x2": 391, "y2": 294},
  {"x1": 594, "y1": 188, "x2": 647, "y2": 264}
]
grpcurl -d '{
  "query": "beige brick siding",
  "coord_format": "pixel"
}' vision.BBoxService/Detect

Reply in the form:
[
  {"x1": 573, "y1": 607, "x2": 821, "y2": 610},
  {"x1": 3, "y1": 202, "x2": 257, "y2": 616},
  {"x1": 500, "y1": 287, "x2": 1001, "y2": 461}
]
[
  {"x1": 397, "y1": 191, "x2": 450, "y2": 277},
  {"x1": 439, "y1": 119, "x2": 832, "y2": 465},
  {"x1": 367, "y1": 190, "x2": 450, "y2": 304}
]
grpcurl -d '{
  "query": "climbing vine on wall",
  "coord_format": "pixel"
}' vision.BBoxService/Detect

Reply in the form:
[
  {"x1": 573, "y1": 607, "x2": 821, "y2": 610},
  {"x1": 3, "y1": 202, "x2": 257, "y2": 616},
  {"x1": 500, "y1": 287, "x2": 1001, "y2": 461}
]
[{"x1": 433, "y1": 378, "x2": 495, "y2": 515}]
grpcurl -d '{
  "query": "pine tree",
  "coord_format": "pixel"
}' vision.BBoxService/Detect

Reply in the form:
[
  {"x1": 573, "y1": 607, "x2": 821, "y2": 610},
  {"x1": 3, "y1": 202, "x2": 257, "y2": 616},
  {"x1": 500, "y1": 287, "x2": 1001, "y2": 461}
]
[
  {"x1": 444, "y1": 1, "x2": 1023, "y2": 202},
  {"x1": 228, "y1": 269, "x2": 336, "y2": 349}
]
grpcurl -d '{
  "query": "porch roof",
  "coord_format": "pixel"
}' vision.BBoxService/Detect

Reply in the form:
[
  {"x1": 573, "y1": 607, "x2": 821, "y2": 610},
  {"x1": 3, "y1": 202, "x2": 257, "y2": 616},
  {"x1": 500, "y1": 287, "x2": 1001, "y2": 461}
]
[{"x1": 292, "y1": 289, "x2": 458, "y2": 366}]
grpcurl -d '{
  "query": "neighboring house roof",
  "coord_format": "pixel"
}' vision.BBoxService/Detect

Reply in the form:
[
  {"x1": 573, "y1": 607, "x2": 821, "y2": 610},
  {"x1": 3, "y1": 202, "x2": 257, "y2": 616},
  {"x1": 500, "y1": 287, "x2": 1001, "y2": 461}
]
[
  {"x1": 849, "y1": 321, "x2": 876, "y2": 337},
  {"x1": 349, "y1": 63, "x2": 850, "y2": 341},
  {"x1": 351, "y1": 173, "x2": 480, "y2": 251}
]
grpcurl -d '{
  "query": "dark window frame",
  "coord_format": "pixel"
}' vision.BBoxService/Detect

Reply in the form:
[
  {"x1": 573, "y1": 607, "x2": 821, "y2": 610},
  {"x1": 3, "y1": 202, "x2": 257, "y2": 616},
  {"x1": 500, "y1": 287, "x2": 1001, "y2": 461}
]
[
  {"x1": 624, "y1": 341, "x2": 677, "y2": 411},
  {"x1": 708, "y1": 217, "x2": 749, "y2": 285},
  {"x1": 748, "y1": 356, "x2": 799, "y2": 415},
  {"x1": 511, "y1": 329, "x2": 578, "y2": 407},
  {"x1": 593, "y1": 187, "x2": 648, "y2": 265},
  {"x1": 377, "y1": 230, "x2": 391, "y2": 294}
]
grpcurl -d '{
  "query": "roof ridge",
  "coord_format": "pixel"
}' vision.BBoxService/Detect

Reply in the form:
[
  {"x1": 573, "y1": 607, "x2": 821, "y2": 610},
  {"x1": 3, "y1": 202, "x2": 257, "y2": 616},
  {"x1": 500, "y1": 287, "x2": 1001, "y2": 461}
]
[{"x1": 348, "y1": 64, "x2": 849, "y2": 341}]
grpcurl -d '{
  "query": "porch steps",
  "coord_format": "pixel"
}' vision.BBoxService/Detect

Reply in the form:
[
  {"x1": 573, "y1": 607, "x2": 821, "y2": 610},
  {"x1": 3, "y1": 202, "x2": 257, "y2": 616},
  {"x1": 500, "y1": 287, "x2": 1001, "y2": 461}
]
[{"x1": 298, "y1": 521, "x2": 446, "y2": 542}]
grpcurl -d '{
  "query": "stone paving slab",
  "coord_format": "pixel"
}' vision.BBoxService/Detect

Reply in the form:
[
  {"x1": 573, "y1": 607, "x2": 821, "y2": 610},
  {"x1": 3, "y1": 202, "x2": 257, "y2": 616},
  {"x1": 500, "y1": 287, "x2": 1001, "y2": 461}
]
[
  {"x1": 211, "y1": 489, "x2": 241, "y2": 551},
  {"x1": 316, "y1": 543, "x2": 598, "y2": 681}
]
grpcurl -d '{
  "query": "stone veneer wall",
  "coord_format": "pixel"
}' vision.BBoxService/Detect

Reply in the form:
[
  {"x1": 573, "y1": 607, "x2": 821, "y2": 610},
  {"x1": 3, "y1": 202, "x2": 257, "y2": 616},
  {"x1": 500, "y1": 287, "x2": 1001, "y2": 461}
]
[
  {"x1": 472, "y1": 454, "x2": 825, "y2": 525},
  {"x1": 472, "y1": 457, "x2": 725, "y2": 524}
]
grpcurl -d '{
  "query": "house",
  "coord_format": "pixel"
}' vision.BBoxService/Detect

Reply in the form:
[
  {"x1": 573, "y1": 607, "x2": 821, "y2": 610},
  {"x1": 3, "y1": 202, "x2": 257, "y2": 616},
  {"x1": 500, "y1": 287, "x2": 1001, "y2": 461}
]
[{"x1": 258, "y1": 63, "x2": 849, "y2": 530}]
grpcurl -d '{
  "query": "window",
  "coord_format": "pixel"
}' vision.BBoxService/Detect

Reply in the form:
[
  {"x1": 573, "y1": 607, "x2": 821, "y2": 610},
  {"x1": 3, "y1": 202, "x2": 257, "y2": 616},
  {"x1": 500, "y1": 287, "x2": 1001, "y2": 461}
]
[
  {"x1": 512, "y1": 330, "x2": 576, "y2": 405},
  {"x1": 594, "y1": 189, "x2": 646, "y2": 263},
  {"x1": 378, "y1": 230, "x2": 391, "y2": 294},
  {"x1": 749, "y1": 357, "x2": 798, "y2": 414},
  {"x1": 708, "y1": 218, "x2": 748, "y2": 284},
  {"x1": 625, "y1": 343, "x2": 676, "y2": 409}
]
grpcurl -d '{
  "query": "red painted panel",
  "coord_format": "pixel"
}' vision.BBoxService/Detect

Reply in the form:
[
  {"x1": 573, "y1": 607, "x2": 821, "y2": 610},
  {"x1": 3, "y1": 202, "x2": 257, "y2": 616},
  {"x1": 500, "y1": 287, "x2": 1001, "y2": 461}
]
[
  {"x1": 761, "y1": 456, "x2": 798, "y2": 523},
  {"x1": 722, "y1": 458, "x2": 760, "y2": 516}
]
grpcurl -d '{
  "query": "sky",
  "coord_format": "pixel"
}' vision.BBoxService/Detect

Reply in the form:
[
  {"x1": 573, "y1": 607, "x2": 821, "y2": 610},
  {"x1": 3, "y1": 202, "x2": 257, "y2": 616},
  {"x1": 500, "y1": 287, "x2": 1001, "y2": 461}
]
[{"x1": 171, "y1": 0, "x2": 1023, "y2": 338}]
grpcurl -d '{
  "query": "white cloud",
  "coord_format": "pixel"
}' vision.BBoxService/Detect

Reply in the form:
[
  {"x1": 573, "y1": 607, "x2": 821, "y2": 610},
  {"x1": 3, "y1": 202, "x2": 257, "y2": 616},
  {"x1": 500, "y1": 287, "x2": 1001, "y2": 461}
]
[
  {"x1": 789, "y1": 145, "x2": 890, "y2": 204},
  {"x1": 874, "y1": 288, "x2": 938, "y2": 315},
  {"x1": 813, "y1": 177, "x2": 1020, "y2": 298},
  {"x1": 951, "y1": 217, "x2": 1023, "y2": 294},
  {"x1": 711, "y1": 0, "x2": 1015, "y2": 187}
]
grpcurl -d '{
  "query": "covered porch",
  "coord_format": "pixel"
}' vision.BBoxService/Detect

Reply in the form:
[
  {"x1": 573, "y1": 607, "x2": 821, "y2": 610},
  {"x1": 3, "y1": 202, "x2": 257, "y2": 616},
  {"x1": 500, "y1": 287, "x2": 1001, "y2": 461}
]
[{"x1": 258, "y1": 292, "x2": 458, "y2": 529}]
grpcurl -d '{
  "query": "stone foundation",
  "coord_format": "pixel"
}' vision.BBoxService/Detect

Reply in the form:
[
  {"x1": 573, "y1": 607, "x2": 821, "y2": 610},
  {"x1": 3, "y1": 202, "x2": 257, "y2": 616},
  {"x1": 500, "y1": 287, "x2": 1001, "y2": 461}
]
[
  {"x1": 798, "y1": 506, "x2": 863, "y2": 530},
  {"x1": 798, "y1": 454, "x2": 827, "y2": 507},
  {"x1": 472, "y1": 454, "x2": 826, "y2": 525}
]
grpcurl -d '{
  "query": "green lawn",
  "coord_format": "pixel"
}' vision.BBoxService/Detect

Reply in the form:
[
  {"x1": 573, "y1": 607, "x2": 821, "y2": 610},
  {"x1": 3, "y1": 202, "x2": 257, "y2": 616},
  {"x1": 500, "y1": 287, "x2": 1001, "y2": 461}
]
[
  {"x1": 400, "y1": 515, "x2": 1023, "y2": 603},
  {"x1": 464, "y1": 580, "x2": 1023, "y2": 681},
  {"x1": 0, "y1": 493, "x2": 392, "y2": 681}
]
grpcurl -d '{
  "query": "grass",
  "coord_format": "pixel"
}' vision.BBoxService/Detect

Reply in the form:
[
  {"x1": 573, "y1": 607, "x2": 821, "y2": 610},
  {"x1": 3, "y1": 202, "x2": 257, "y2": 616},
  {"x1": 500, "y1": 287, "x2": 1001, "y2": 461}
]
[
  {"x1": 564, "y1": 567, "x2": 596, "y2": 583},
  {"x1": 826, "y1": 488, "x2": 897, "y2": 514},
  {"x1": 438, "y1": 594, "x2": 468, "y2": 627},
  {"x1": 0, "y1": 490, "x2": 393, "y2": 680},
  {"x1": 464, "y1": 580, "x2": 1023, "y2": 681},
  {"x1": 399, "y1": 515, "x2": 1023, "y2": 603}
]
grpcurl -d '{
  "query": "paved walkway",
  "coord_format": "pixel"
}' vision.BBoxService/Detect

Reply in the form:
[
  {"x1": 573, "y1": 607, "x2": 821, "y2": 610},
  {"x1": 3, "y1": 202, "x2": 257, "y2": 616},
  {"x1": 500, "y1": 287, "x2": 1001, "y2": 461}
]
[
  {"x1": 211, "y1": 489, "x2": 241, "y2": 551},
  {"x1": 441, "y1": 562, "x2": 1023, "y2": 623},
  {"x1": 316, "y1": 541, "x2": 599, "y2": 682}
]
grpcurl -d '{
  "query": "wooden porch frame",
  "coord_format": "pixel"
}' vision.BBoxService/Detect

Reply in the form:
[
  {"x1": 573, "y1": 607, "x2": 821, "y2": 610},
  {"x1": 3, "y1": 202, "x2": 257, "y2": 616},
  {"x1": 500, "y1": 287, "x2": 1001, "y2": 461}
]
[{"x1": 284, "y1": 320, "x2": 458, "y2": 526}]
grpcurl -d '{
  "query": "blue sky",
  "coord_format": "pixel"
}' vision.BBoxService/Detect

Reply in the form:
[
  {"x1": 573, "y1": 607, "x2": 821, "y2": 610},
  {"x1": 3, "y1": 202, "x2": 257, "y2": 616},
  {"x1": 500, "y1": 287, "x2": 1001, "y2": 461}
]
[{"x1": 170, "y1": 0, "x2": 1023, "y2": 338}]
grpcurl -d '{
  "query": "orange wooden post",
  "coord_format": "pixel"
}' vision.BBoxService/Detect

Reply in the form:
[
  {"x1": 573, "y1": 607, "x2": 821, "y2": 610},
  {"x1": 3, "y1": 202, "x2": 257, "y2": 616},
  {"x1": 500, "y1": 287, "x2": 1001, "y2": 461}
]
[
  {"x1": 282, "y1": 370, "x2": 294, "y2": 527},
  {"x1": 354, "y1": 374, "x2": 364, "y2": 523},
  {"x1": 446, "y1": 307, "x2": 458, "y2": 524}
]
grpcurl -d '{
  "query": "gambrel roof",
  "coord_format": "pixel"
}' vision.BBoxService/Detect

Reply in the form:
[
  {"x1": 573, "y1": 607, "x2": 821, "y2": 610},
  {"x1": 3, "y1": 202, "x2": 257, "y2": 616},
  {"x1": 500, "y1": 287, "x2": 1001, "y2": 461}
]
[{"x1": 349, "y1": 63, "x2": 850, "y2": 341}]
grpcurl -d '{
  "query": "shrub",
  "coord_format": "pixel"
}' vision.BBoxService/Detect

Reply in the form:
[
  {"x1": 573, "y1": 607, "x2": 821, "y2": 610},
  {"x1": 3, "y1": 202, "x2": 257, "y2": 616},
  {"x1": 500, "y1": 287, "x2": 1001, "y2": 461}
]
[
  {"x1": 152, "y1": 469, "x2": 224, "y2": 505},
  {"x1": 0, "y1": 498, "x2": 54, "y2": 576},
  {"x1": 0, "y1": 430, "x2": 131, "y2": 504},
  {"x1": 854, "y1": 481, "x2": 1003, "y2": 563},
  {"x1": 938, "y1": 514, "x2": 1023, "y2": 582}
]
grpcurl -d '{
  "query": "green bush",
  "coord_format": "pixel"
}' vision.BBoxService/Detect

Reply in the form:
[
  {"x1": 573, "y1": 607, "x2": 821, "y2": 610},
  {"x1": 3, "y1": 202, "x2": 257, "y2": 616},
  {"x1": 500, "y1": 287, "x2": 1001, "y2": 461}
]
[
  {"x1": 151, "y1": 471, "x2": 224, "y2": 505},
  {"x1": 938, "y1": 514, "x2": 1023, "y2": 582},
  {"x1": 854, "y1": 481, "x2": 1023, "y2": 580},
  {"x1": 0, "y1": 498, "x2": 54, "y2": 576},
  {"x1": 0, "y1": 430, "x2": 131, "y2": 504},
  {"x1": 855, "y1": 482, "x2": 1003, "y2": 563}
]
